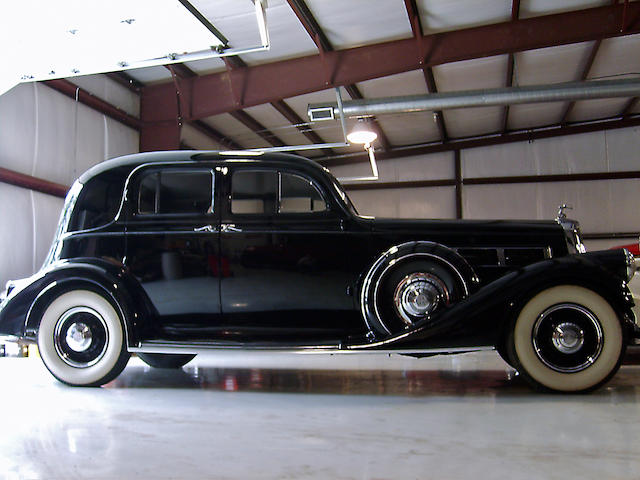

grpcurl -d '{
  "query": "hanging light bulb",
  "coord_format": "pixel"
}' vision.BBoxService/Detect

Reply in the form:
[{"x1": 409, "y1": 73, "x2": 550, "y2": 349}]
[{"x1": 346, "y1": 118, "x2": 378, "y2": 145}]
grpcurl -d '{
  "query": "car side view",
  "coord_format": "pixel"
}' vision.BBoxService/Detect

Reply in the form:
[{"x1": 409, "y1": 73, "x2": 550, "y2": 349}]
[{"x1": 0, "y1": 151, "x2": 638, "y2": 392}]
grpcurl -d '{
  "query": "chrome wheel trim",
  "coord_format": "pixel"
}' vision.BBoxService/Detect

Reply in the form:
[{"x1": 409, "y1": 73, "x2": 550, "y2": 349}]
[
  {"x1": 392, "y1": 272, "x2": 449, "y2": 326},
  {"x1": 532, "y1": 303, "x2": 603, "y2": 373},
  {"x1": 65, "y1": 321, "x2": 92, "y2": 352},
  {"x1": 551, "y1": 322, "x2": 585, "y2": 354},
  {"x1": 54, "y1": 306, "x2": 109, "y2": 369}
]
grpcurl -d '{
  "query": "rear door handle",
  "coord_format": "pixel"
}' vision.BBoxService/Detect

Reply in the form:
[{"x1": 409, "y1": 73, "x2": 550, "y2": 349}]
[{"x1": 194, "y1": 225, "x2": 216, "y2": 233}]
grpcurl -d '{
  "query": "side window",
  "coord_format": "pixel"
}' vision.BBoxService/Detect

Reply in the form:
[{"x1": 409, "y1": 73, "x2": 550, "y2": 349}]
[
  {"x1": 137, "y1": 170, "x2": 213, "y2": 215},
  {"x1": 231, "y1": 170, "x2": 327, "y2": 215},
  {"x1": 231, "y1": 171, "x2": 277, "y2": 214},
  {"x1": 279, "y1": 173, "x2": 326, "y2": 213}
]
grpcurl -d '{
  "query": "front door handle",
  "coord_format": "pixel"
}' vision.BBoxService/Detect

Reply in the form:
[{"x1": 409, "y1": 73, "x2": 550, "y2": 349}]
[
  {"x1": 194, "y1": 225, "x2": 216, "y2": 233},
  {"x1": 221, "y1": 224, "x2": 243, "y2": 233}
]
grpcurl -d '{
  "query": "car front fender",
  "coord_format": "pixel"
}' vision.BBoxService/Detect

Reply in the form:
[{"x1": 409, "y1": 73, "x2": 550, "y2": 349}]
[{"x1": 349, "y1": 251, "x2": 635, "y2": 351}]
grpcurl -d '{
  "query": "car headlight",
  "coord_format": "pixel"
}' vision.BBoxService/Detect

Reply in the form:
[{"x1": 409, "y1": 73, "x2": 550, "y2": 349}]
[{"x1": 623, "y1": 248, "x2": 638, "y2": 282}]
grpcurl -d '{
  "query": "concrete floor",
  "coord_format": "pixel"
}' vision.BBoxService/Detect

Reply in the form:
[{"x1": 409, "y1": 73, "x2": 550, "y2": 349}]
[{"x1": 1, "y1": 351, "x2": 640, "y2": 479}]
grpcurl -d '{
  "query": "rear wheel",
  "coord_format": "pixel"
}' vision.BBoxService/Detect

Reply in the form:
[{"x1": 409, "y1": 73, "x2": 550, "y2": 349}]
[
  {"x1": 509, "y1": 285, "x2": 625, "y2": 393},
  {"x1": 138, "y1": 353, "x2": 195, "y2": 369},
  {"x1": 37, "y1": 290, "x2": 130, "y2": 387}
]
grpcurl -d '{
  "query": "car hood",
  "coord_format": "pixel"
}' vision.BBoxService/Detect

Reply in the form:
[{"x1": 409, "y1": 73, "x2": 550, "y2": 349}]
[{"x1": 356, "y1": 216, "x2": 568, "y2": 251}]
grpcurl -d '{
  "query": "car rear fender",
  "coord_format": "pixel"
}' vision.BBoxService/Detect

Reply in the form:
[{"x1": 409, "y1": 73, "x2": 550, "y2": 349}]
[{"x1": 17, "y1": 261, "x2": 155, "y2": 347}]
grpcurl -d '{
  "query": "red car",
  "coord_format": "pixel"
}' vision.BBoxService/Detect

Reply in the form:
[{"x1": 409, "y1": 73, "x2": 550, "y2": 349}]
[{"x1": 612, "y1": 242, "x2": 640, "y2": 256}]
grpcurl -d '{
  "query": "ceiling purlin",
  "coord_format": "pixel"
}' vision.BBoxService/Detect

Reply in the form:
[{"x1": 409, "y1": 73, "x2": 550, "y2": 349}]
[
  {"x1": 559, "y1": 39, "x2": 603, "y2": 124},
  {"x1": 270, "y1": 100, "x2": 334, "y2": 155},
  {"x1": 404, "y1": 0, "x2": 448, "y2": 142},
  {"x1": 219, "y1": 31, "x2": 333, "y2": 153},
  {"x1": 106, "y1": 71, "x2": 144, "y2": 93},
  {"x1": 145, "y1": 3, "x2": 640, "y2": 123},
  {"x1": 165, "y1": 64, "x2": 244, "y2": 150},
  {"x1": 343, "y1": 84, "x2": 392, "y2": 151},
  {"x1": 321, "y1": 114, "x2": 640, "y2": 168},
  {"x1": 285, "y1": 0, "x2": 392, "y2": 151},
  {"x1": 189, "y1": 119, "x2": 244, "y2": 150},
  {"x1": 229, "y1": 110, "x2": 287, "y2": 147},
  {"x1": 501, "y1": 0, "x2": 520, "y2": 134},
  {"x1": 621, "y1": 97, "x2": 639, "y2": 116}
]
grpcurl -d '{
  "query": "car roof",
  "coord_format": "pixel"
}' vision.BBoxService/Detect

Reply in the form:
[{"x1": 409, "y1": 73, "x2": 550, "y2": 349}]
[{"x1": 78, "y1": 150, "x2": 329, "y2": 184}]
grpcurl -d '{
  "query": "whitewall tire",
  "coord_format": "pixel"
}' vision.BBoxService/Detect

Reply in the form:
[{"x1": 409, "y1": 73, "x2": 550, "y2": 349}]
[
  {"x1": 37, "y1": 290, "x2": 130, "y2": 386},
  {"x1": 511, "y1": 285, "x2": 624, "y2": 393}
]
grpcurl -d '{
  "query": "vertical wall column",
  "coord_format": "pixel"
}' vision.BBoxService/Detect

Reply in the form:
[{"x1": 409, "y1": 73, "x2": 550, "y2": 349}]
[{"x1": 139, "y1": 80, "x2": 183, "y2": 151}]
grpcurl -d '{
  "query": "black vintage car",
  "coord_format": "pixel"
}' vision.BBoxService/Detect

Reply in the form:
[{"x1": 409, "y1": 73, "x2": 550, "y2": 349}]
[{"x1": 0, "y1": 151, "x2": 638, "y2": 392}]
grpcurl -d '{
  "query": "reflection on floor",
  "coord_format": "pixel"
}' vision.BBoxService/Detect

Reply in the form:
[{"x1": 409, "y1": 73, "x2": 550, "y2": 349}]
[{"x1": 1, "y1": 351, "x2": 640, "y2": 479}]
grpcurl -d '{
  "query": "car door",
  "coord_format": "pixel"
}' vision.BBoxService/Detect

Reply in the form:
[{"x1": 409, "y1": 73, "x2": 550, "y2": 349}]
[
  {"x1": 219, "y1": 165, "x2": 362, "y2": 342},
  {"x1": 124, "y1": 164, "x2": 223, "y2": 340}
]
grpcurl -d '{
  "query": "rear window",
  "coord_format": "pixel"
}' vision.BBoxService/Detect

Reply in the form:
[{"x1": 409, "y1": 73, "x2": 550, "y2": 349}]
[
  {"x1": 137, "y1": 170, "x2": 214, "y2": 215},
  {"x1": 67, "y1": 168, "x2": 127, "y2": 231}
]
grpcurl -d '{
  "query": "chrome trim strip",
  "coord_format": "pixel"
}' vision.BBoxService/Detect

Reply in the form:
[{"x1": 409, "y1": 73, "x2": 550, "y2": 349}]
[{"x1": 129, "y1": 342, "x2": 495, "y2": 356}]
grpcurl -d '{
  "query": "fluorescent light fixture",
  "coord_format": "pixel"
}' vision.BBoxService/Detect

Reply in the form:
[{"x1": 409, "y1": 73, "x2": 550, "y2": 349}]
[{"x1": 220, "y1": 150, "x2": 265, "y2": 156}]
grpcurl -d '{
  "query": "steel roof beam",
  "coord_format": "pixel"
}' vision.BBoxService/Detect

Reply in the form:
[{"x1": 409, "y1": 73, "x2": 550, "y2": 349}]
[
  {"x1": 189, "y1": 120, "x2": 244, "y2": 150},
  {"x1": 343, "y1": 85, "x2": 392, "y2": 151},
  {"x1": 164, "y1": 64, "x2": 245, "y2": 150},
  {"x1": 501, "y1": 0, "x2": 521, "y2": 134},
  {"x1": 620, "y1": 97, "x2": 639, "y2": 116},
  {"x1": 141, "y1": 3, "x2": 640, "y2": 122},
  {"x1": 105, "y1": 72, "x2": 144, "y2": 93},
  {"x1": 282, "y1": 0, "x2": 393, "y2": 151},
  {"x1": 0, "y1": 167, "x2": 68, "y2": 198},
  {"x1": 44, "y1": 79, "x2": 141, "y2": 131},
  {"x1": 229, "y1": 110, "x2": 287, "y2": 147},
  {"x1": 559, "y1": 39, "x2": 603, "y2": 124},
  {"x1": 286, "y1": 0, "x2": 332, "y2": 53},
  {"x1": 270, "y1": 100, "x2": 333, "y2": 155},
  {"x1": 405, "y1": 0, "x2": 449, "y2": 143}
]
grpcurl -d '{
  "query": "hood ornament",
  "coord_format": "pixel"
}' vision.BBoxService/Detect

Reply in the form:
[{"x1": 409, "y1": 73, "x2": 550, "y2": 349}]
[{"x1": 556, "y1": 204, "x2": 573, "y2": 221}]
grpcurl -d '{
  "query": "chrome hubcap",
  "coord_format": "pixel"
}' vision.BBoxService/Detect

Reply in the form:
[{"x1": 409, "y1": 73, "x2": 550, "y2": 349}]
[
  {"x1": 533, "y1": 303, "x2": 603, "y2": 373},
  {"x1": 393, "y1": 273, "x2": 449, "y2": 326},
  {"x1": 65, "y1": 322, "x2": 92, "y2": 352},
  {"x1": 552, "y1": 322, "x2": 584, "y2": 354},
  {"x1": 54, "y1": 306, "x2": 109, "y2": 368}
]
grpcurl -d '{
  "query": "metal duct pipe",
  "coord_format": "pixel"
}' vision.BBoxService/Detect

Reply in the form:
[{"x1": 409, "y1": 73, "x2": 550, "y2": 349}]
[{"x1": 307, "y1": 78, "x2": 640, "y2": 120}]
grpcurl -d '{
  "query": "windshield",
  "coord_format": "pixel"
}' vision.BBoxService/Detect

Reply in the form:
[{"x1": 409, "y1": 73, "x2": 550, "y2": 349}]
[{"x1": 324, "y1": 168, "x2": 359, "y2": 216}]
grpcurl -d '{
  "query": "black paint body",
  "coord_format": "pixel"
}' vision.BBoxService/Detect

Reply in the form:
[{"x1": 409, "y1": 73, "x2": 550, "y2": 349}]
[{"x1": 0, "y1": 151, "x2": 636, "y2": 352}]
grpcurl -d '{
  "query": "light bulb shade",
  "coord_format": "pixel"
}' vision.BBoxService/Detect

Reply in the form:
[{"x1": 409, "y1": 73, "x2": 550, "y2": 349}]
[{"x1": 347, "y1": 119, "x2": 378, "y2": 144}]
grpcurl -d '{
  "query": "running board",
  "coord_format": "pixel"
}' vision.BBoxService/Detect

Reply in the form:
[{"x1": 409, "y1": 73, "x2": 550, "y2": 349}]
[{"x1": 129, "y1": 341, "x2": 494, "y2": 356}]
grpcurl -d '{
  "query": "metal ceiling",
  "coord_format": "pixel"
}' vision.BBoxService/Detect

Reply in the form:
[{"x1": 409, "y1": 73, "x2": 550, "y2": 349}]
[{"x1": 43, "y1": 0, "x2": 640, "y2": 167}]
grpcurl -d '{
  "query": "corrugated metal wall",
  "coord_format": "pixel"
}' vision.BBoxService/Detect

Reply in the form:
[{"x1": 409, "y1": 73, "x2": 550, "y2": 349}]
[{"x1": 0, "y1": 81, "x2": 139, "y2": 287}]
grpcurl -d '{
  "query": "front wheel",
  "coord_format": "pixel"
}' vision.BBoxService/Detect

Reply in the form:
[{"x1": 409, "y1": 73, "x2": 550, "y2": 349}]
[
  {"x1": 37, "y1": 290, "x2": 130, "y2": 387},
  {"x1": 509, "y1": 285, "x2": 625, "y2": 393}
]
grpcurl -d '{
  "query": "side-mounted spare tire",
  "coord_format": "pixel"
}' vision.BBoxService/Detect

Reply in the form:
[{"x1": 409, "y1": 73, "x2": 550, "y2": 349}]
[
  {"x1": 508, "y1": 285, "x2": 625, "y2": 393},
  {"x1": 360, "y1": 241, "x2": 477, "y2": 337},
  {"x1": 37, "y1": 289, "x2": 130, "y2": 387}
]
